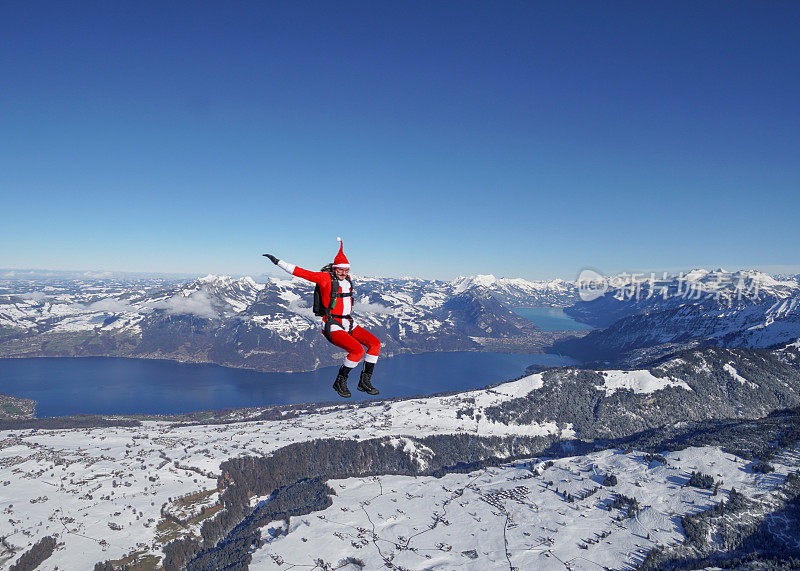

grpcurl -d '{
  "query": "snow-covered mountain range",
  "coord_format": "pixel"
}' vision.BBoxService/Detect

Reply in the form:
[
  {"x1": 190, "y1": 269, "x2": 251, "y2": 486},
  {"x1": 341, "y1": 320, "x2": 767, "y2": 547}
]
[
  {"x1": 451, "y1": 273, "x2": 578, "y2": 306},
  {"x1": 0, "y1": 273, "x2": 580, "y2": 372},
  {"x1": 2, "y1": 268, "x2": 799, "y2": 373}
]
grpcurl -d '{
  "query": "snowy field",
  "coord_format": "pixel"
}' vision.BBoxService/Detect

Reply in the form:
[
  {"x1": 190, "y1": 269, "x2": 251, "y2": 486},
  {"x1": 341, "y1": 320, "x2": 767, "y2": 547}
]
[{"x1": 0, "y1": 371, "x2": 796, "y2": 569}]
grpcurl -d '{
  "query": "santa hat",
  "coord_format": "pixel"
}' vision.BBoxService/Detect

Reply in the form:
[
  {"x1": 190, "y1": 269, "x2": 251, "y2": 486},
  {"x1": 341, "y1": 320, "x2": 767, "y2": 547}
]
[{"x1": 332, "y1": 237, "x2": 350, "y2": 269}]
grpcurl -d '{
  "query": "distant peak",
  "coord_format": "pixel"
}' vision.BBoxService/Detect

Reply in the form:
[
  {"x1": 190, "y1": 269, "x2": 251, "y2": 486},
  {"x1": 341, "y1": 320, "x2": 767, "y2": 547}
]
[
  {"x1": 451, "y1": 274, "x2": 497, "y2": 294},
  {"x1": 198, "y1": 273, "x2": 224, "y2": 283},
  {"x1": 473, "y1": 274, "x2": 497, "y2": 285},
  {"x1": 192, "y1": 274, "x2": 264, "y2": 291},
  {"x1": 685, "y1": 268, "x2": 710, "y2": 280}
]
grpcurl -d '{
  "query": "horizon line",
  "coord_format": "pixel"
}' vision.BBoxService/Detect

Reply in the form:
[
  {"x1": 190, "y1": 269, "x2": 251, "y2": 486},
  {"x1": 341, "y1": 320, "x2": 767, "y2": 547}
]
[{"x1": 2, "y1": 265, "x2": 799, "y2": 284}]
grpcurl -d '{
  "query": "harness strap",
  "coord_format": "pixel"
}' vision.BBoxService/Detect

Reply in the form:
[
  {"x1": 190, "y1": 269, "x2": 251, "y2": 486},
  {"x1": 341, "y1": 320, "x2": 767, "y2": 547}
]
[{"x1": 322, "y1": 274, "x2": 353, "y2": 341}]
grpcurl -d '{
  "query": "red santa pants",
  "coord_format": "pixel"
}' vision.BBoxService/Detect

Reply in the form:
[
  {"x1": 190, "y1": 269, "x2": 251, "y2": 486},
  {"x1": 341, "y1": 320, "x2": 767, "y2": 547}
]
[{"x1": 328, "y1": 325, "x2": 381, "y2": 368}]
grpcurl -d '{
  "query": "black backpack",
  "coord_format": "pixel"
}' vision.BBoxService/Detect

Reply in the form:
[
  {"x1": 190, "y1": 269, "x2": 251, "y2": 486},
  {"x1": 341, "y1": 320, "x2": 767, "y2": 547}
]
[{"x1": 312, "y1": 279, "x2": 336, "y2": 317}]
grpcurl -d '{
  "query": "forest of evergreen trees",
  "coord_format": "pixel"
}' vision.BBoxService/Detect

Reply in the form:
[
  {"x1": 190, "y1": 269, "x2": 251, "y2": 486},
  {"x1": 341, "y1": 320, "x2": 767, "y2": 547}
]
[{"x1": 9, "y1": 535, "x2": 56, "y2": 571}]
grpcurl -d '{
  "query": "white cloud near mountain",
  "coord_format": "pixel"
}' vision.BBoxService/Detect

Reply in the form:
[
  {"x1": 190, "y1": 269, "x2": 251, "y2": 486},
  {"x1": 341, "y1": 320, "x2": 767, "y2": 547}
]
[
  {"x1": 86, "y1": 298, "x2": 138, "y2": 313},
  {"x1": 356, "y1": 301, "x2": 394, "y2": 315},
  {"x1": 147, "y1": 292, "x2": 219, "y2": 319},
  {"x1": 286, "y1": 298, "x2": 315, "y2": 319},
  {"x1": 69, "y1": 292, "x2": 218, "y2": 319},
  {"x1": 20, "y1": 292, "x2": 48, "y2": 302}
]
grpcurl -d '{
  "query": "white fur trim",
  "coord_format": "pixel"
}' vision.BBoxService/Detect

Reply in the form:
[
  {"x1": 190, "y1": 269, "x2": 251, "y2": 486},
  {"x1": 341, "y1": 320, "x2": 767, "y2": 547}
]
[
  {"x1": 343, "y1": 358, "x2": 359, "y2": 368},
  {"x1": 332, "y1": 263, "x2": 350, "y2": 268},
  {"x1": 364, "y1": 353, "x2": 379, "y2": 364},
  {"x1": 277, "y1": 260, "x2": 296, "y2": 274},
  {"x1": 337, "y1": 236, "x2": 342, "y2": 242}
]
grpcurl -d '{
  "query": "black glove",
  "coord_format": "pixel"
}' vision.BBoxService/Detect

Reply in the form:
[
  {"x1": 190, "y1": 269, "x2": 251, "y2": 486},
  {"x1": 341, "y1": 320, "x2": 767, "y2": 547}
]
[{"x1": 262, "y1": 254, "x2": 279, "y2": 265}]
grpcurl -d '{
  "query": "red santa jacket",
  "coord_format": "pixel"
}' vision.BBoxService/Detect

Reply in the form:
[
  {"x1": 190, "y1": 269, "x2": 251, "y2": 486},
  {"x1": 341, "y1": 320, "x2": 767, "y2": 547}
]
[{"x1": 277, "y1": 260, "x2": 353, "y2": 321}]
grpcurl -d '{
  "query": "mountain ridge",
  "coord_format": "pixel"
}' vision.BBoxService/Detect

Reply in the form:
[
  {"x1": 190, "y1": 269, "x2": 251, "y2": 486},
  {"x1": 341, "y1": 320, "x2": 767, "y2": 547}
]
[{"x1": 0, "y1": 273, "x2": 581, "y2": 372}]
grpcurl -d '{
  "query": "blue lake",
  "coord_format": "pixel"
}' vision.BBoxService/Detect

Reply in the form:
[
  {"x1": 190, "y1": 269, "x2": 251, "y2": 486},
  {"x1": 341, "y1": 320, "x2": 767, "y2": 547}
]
[
  {"x1": 512, "y1": 306, "x2": 594, "y2": 331},
  {"x1": 0, "y1": 352, "x2": 577, "y2": 417}
]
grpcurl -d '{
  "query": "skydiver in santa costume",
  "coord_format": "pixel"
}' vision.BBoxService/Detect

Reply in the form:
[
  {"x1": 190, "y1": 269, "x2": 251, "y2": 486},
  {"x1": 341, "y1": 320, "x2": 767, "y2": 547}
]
[{"x1": 263, "y1": 238, "x2": 381, "y2": 398}]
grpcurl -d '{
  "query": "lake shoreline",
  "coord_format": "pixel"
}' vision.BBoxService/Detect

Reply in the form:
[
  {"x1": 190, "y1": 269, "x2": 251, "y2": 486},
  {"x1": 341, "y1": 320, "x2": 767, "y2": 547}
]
[
  {"x1": 0, "y1": 343, "x2": 572, "y2": 373},
  {"x1": 0, "y1": 352, "x2": 579, "y2": 418}
]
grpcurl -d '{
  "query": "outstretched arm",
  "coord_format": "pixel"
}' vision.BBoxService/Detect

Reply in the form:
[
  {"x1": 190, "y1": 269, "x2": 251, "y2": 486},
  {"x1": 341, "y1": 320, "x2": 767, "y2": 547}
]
[{"x1": 263, "y1": 253, "x2": 328, "y2": 285}]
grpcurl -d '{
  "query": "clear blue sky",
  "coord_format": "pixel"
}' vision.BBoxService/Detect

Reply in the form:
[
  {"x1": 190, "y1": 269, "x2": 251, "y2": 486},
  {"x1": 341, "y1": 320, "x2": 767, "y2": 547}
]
[{"x1": 2, "y1": 1, "x2": 798, "y2": 280}]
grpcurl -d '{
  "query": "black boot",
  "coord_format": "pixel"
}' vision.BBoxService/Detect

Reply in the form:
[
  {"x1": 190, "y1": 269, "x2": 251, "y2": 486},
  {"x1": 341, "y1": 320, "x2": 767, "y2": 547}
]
[
  {"x1": 333, "y1": 365, "x2": 352, "y2": 398},
  {"x1": 357, "y1": 361, "x2": 379, "y2": 395}
]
